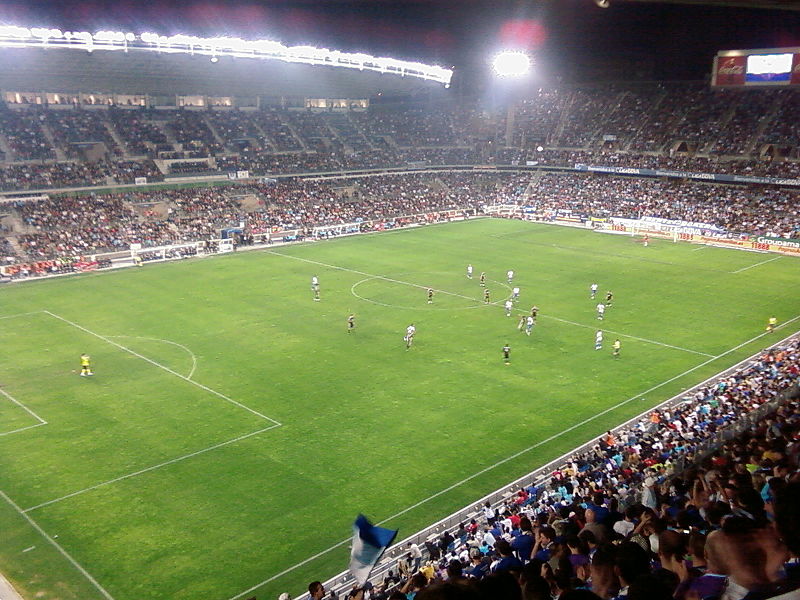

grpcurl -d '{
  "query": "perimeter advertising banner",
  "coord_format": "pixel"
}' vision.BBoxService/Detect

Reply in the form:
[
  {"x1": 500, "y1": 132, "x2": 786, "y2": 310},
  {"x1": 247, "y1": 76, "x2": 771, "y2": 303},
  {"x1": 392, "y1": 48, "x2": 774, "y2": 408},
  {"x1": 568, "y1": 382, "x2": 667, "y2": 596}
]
[{"x1": 597, "y1": 221, "x2": 800, "y2": 257}]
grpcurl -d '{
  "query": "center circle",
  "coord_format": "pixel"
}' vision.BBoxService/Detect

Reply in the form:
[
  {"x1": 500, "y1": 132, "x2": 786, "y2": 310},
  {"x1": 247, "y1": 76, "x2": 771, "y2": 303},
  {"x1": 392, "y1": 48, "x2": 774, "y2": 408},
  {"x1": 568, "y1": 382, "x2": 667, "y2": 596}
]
[{"x1": 350, "y1": 273, "x2": 512, "y2": 311}]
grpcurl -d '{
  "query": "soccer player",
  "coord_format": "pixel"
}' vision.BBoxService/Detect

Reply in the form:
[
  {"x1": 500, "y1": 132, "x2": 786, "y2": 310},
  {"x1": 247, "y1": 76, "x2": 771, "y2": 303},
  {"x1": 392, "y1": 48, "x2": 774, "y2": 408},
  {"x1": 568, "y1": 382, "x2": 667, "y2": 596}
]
[
  {"x1": 590, "y1": 283, "x2": 598, "y2": 299},
  {"x1": 767, "y1": 316, "x2": 777, "y2": 333},
  {"x1": 612, "y1": 339, "x2": 621, "y2": 358},
  {"x1": 404, "y1": 323, "x2": 416, "y2": 349},
  {"x1": 467, "y1": 264, "x2": 473, "y2": 279},
  {"x1": 517, "y1": 315, "x2": 526, "y2": 331},
  {"x1": 504, "y1": 299, "x2": 513, "y2": 317},
  {"x1": 512, "y1": 286, "x2": 520, "y2": 302},
  {"x1": 427, "y1": 288, "x2": 434, "y2": 304},
  {"x1": 525, "y1": 315, "x2": 534, "y2": 336},
  {"x1": 605, "y1": 291, "x2": 614, "y2": 306},
  {"x1": 479, "y1": 272, "x2": 486, "y2": 287},
  {"x1": 311, "y1": 276, "x2": 320, "y2": 301},
  {"x1": 507, "y1": 269, "x2": 514, "y2": 284},
  {"x1": 597, "y1": 302, "x2": 606, "y2": 320},
  {"x1": 530, "y1": 305, "x2": 539, "y2": 321},
  {"x1": 347, "y1": 314, "x2": 355, "y2": 333},
  {"x1": 80, "y1": 353, "x2": 93, "y2": 376},
  {"x1": 595, "y1": 330, "x2": 603, "y2": 350},
  {"x1": 643, "y1": 234, "x2": 649, "y2": 247},
  {"x1": 503, "y1": 343, "x2": 511, "y2": 364},
  {"x1": 484, "y1": 289, "x2": 491, "y2": 304}
]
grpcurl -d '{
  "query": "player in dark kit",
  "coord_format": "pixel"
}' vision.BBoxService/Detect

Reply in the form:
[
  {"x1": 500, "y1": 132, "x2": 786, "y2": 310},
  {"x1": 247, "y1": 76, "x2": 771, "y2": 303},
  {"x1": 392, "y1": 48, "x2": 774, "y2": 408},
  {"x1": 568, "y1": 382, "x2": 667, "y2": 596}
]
[
  {"x1": 479, "y1": 272, "x2": 486, "y2": 287},
  {"x1": 347, "y1": 314, "x2": 355, "y2": 333},
  {"x1": 530, "y1": 305, "x2": 539, "y2": 321},
  {"x1": 427, "y1": 288, "x2": 434, "y2": 304},
  {"x1": 484, "y1": 289, "x2": 490, "y2": 303},
  {"x1": 503, "y1": 344, "x2": 511, "y2": 364},
  {"x1": 605, "y1": 291, "x2": 613, "y2": 306}
]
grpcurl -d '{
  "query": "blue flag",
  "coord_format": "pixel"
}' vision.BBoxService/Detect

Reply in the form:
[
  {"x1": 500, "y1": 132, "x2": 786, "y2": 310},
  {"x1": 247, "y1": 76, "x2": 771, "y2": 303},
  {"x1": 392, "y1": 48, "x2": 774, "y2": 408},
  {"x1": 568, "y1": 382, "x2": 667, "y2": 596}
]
[{"x1": 349, "y1": 515, "x2": 398, "y2": 585}]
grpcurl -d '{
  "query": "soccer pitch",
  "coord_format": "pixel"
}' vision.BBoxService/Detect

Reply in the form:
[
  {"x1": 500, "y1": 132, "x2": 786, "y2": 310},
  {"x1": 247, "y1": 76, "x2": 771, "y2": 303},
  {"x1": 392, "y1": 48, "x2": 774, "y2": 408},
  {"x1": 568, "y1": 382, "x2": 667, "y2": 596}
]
[{"x1": 1, "y1": 218, "x2": 798, "y2": 600}]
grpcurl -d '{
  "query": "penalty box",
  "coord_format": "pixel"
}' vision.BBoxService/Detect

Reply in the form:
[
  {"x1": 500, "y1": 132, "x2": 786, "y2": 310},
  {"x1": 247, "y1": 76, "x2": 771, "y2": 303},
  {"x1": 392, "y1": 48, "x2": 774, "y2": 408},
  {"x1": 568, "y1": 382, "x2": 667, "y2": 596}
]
[{"x1": 0, "y1": 311, "x2": 279, "y2": 512}]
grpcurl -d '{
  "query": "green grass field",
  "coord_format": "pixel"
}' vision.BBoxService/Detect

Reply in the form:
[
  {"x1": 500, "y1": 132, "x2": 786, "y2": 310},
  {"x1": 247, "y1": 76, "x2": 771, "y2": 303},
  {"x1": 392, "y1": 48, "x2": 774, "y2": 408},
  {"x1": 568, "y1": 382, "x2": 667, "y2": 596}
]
[{"x1": 1, "y1": 218, "x2": 798, "y2": 600}]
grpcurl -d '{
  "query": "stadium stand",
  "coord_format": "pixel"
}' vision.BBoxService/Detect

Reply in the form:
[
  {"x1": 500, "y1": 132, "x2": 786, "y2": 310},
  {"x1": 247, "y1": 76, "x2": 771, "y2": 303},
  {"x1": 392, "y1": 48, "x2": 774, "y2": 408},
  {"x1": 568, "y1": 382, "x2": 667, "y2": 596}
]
[
  {"x1": 5, "y1": 83, "x2": 800, "y2": 190},
  {"x1": 0, "y1": 107, "x2": 55, "y2": 161},
  {"x1": 3, "y1": 79, "x2": 800, "y2": 600}
]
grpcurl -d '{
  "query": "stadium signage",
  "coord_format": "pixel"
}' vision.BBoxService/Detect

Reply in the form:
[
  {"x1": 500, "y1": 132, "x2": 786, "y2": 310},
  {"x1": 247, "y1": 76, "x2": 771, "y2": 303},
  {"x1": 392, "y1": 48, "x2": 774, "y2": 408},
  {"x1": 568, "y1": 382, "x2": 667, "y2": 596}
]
[
  {"x1": 757, "y1": 236, "x2": 800, "y2": 249},
  {"x1": 573, "y1": 164, "x2": 800, "y2": 187}
]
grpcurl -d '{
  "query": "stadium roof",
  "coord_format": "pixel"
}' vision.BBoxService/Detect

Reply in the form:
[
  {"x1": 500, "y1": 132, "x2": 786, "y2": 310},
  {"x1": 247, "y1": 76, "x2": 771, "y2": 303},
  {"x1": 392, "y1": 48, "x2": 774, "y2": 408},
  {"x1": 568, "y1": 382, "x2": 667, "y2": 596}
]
[
  {"x1": 0, "y1": 47, "x2": 445, "y2": 98},
  {"x1": 621, "y1": 0, "x2": 799, "y2": 8}
]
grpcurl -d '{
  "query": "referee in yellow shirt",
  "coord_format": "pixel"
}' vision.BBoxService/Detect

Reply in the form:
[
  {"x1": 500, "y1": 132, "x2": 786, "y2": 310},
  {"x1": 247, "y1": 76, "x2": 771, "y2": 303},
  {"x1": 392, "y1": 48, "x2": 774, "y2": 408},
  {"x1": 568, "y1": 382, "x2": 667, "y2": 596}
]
[{"x1": 80, "y1": 353, "x2": 94, "y2": 376}]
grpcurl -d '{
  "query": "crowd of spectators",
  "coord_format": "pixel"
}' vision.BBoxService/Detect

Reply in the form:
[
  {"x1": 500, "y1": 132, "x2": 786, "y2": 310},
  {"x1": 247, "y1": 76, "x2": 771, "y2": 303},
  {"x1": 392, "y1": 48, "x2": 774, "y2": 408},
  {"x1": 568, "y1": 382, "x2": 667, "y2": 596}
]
[
  {"x1": 0, "y1": 173, "x2": 522, "y2": 262},
  {"x1": 530, "y1": 173, "x2": 800, "y2": 239},
  {"x1": 45, "y1": 109, "x2": 123, "y2": 158},
  {"x1": 0, "y1": 159, "x2": 162, "y2": 190},
  {"x1": 0, "y1": 107, "x2": 54, "y2": 161},
  {"x1": 165, "y1": 110, "x2": 225, "y2": 156},
  {"x1": 108, "y1": 108, "x2": 170, "y2": 156},
  {"x1": 309, "y1": 337, "x2": 800, "y2": 600},
  {"x1": 4, "y1": 86, "x2": 800, "y2": 190},
  {"x1": 3, "y1": 168, "x2": 800, "y2": 266}
]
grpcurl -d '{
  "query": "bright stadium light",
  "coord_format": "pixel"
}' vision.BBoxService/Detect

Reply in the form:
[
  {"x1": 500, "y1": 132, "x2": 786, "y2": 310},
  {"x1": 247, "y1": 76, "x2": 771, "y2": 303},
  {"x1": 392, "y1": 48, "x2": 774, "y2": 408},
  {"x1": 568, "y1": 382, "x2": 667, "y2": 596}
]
[
  {"x1": 492, "y1": 51, "x2": 531, "y2": 77},
  {"x1": 0, "y1": 26, "x2": 454, "y2": 86}
]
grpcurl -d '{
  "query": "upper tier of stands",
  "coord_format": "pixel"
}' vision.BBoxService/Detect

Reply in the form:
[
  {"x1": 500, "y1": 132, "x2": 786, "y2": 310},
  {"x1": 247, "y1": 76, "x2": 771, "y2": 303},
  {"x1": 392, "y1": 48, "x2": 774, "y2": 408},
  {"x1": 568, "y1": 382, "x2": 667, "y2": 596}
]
[{"x1": 4, "y1": 83, "x2": 800, "y2": 190}]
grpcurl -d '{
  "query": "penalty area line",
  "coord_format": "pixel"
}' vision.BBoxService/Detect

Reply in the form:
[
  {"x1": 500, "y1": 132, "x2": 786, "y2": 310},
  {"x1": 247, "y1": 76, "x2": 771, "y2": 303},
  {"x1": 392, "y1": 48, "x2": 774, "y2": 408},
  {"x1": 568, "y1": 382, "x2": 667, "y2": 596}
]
[
  {"x1": 23, "y1": 424, "x2": 281, "y2": 513},
  {"x1": 0, "y1": 310, "x2": 46, "y2": 321},
  {"x1": 226, "y1": 317, "x2": 800, "y2": 600},
  {"x1": 731, "y1": 255, "x2": 781, "y2": 274},
  {"x1": 43, "y1": 311, "x2": 280, "y2": 426},
  {"x1": 0, "y1": 490, "x2": 116, "y2": 600},
  {"x1": 0, "y1": 387, "x2": 48, "y2": 439}
]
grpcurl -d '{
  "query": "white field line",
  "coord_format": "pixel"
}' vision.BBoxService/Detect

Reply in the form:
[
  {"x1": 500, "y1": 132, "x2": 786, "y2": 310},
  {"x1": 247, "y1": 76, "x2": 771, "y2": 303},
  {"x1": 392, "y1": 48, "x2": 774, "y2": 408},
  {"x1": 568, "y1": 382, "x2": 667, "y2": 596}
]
[
  {"x1": 0, "y1": 387, "x2": 48, "y2": 438},
  {"x1": 731, "y1": 255, "x2": 781, "y2": 274},
  {"x1": 0, "y1": 422, "x2": 48, "y2": 438},
  {"x1": 0, "y1": 490, "x2": 116, "y2": 600},
  {"x1": 23, "y1": 424, "x2": 280, "y2": 513},
  {"x1": 107, "y1": 335, "x2": 198, "y2": 379},
  {"x1": 270, "y1": 250, "x2": 714, "y2": 358},
  {"x1": 539, "y1": 313, "x2": 715, "y2": 358},
  {"x1": 226, "y1": 313, "x2": 800, "y2": 600},
  {"x1": 43, "y1": 311, "x2": 280, "y2": 426},
  {"x1": 0, "y1": 310, "x2": 45, "y2": 320},
  {"x1": 0, "y1": 387, "x2": 47, "y2": 425},
  {"x1": 0, "y1": 312, "x2": 49, "y2": 436}
]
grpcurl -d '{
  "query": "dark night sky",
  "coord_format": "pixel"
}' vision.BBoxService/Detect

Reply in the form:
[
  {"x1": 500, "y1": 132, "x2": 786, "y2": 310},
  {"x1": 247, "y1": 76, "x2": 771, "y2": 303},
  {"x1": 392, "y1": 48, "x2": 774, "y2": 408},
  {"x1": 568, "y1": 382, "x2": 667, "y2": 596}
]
[{"x1": 2, "y1": 1, "x2": 800, "y2": 82}]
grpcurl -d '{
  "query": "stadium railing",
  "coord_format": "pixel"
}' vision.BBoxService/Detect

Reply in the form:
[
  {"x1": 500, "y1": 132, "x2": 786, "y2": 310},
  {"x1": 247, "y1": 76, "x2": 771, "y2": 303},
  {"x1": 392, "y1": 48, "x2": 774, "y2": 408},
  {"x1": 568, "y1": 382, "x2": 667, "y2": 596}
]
[{"x1": 293, "y1": 329, "x2": 800, "y2": 600}]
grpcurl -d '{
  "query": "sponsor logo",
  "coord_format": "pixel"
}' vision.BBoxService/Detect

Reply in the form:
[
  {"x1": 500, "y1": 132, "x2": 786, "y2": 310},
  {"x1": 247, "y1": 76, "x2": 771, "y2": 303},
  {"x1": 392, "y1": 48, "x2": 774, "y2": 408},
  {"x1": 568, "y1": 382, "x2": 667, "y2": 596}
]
[
  {"x1": 718, "y1": 58, "x2": 744, "y2": 75},
  {"x1": 757, "y1": 237, "x2": 800, "y2": 249}
]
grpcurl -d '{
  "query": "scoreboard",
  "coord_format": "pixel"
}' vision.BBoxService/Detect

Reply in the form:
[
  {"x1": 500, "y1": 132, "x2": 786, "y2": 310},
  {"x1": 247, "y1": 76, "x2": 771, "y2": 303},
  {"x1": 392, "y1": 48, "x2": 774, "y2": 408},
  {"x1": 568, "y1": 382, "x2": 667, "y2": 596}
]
[{"x1": 712, "y1": 47, "x2": 800, "y2": 87}]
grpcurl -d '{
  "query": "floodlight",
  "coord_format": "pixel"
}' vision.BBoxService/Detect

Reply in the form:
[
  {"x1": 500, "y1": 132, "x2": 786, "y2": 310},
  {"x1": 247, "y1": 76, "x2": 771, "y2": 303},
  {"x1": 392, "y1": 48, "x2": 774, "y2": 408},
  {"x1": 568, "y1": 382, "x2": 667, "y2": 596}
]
[
  {"x1": 0, "y1": 26, "x2": 454, "y2": 85},
  {"x1": 492, "y1": 51, "x2": 531, "y2": 78}
]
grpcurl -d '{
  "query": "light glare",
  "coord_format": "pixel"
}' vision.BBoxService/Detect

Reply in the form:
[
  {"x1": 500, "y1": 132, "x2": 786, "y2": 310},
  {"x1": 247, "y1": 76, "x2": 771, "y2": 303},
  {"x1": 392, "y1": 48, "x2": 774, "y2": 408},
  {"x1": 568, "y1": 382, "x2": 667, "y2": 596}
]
[{"x1": 492, "y1": 51, "x2": 531, "y2": 77}]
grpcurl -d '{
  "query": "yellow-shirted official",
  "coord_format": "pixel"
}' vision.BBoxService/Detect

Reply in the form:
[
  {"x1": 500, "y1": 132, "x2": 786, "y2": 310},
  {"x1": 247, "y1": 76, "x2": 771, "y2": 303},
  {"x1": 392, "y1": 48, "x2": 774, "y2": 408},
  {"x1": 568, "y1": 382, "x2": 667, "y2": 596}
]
[{"x1": 80, "y1": 353, "x2": 94, "y2": 376}]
